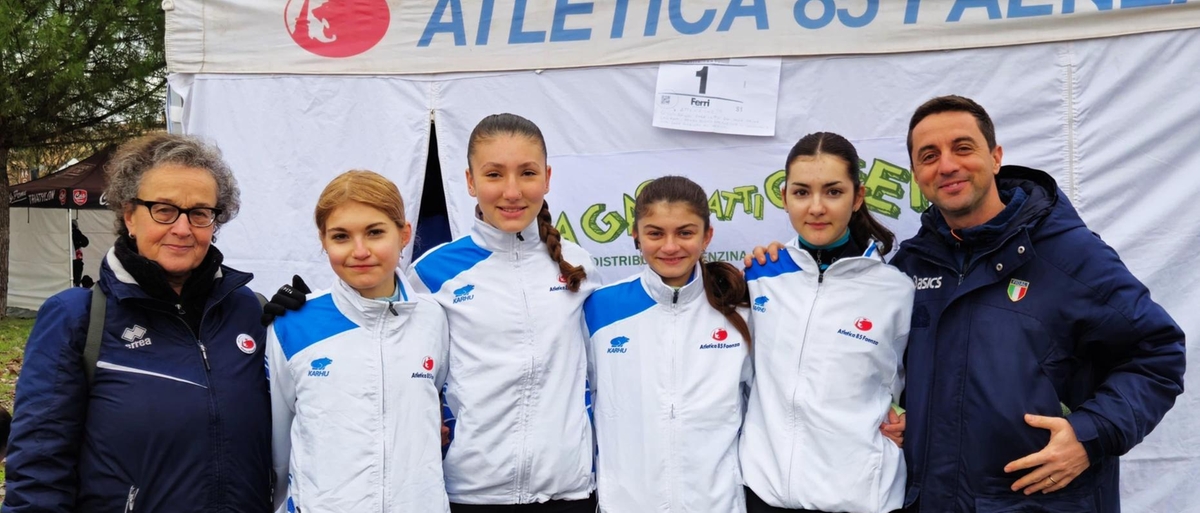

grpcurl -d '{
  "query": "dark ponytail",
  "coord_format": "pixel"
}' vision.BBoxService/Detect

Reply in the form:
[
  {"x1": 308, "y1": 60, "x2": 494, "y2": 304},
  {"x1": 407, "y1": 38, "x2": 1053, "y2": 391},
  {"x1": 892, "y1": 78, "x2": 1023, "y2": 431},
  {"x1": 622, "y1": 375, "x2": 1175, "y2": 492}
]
[
  {"x1": 786, "y1": 132, "x2": 896, "y2": 254},
  {"x1": 538, "y1": 200, "x2": 587, "y2": 292},
  {"x1": 635, "y1": 176, "x2": 751, "y2": 346},
  {"x1": 467, "y1": 113, "x2": 588, "y2": 292},
  {"x1": 701, "y1": 261, "x2": 752, "y2": 347}
]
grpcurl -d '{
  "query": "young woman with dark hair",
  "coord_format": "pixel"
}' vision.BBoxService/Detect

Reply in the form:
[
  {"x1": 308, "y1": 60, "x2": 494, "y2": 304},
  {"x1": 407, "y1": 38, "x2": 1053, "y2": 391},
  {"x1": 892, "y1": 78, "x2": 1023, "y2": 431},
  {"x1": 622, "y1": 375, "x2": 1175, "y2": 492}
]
[
  {"x1": 408, "y1": 113, "x2": 598, "y2": 512},
  {"x1": 583, "y1": 175, "x2": 753, "y2": 512},
  {"x1": 740, "y1": 132, "x2": 914, "y2": 513}
]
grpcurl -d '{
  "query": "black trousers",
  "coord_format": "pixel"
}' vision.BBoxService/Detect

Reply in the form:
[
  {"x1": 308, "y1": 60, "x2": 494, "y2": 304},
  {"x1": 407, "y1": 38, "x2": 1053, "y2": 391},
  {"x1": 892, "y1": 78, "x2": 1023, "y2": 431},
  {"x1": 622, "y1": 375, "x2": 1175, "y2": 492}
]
[
  {"x1": 746, "y1": 486, "x2": 904, "y2": 513},
  {"x1": 450, "y1": 494, "x2": 597, "y2": 513}
]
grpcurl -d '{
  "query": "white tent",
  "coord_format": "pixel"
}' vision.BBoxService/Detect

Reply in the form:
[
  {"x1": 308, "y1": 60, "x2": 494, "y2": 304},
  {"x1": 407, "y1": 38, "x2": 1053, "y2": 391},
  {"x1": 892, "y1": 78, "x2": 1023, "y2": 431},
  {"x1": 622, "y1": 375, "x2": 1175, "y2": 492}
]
[
  {"x1": 8, "y1": 209, "x2": 114, "y2": 311},
  {"x1": 166, "y1": 2, "x2": 1199, "y2": 510}
]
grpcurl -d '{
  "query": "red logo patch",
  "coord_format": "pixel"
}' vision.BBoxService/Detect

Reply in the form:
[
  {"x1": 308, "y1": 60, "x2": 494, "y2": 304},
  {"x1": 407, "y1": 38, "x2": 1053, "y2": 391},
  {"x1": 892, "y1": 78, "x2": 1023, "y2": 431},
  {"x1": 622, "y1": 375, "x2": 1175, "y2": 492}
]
[
  {"x1": 712, "y1": 328, "x2": 728, "y2": 341},
  {"x1": 58, "y1": 189, "x2": 67, "y2": 205},
  {"x1": 558, "y1": 274, "x2": 568, "y2": 283},
  {"x1": 72, "y1": 189, "x2": 87, "y2": 206},
  {"x1": 423, "y1": 356, "x2": 434, "y2": 371},
  {"x1": 236, "y1": 334, "x2": 257, "y2": 354},
  {"x1": 284, "y1": 0, "x2": 390, "y2": 58},
  {"x1": 854, "y1": 317, "x2": 873, "y2": 331}
]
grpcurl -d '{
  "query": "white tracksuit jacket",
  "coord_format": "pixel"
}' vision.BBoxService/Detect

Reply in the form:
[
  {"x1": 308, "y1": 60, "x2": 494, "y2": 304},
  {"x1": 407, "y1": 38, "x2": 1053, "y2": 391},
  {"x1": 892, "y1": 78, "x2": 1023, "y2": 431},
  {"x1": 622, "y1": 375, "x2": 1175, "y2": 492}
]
[
  {"x1": 740, "y1": 239, "x2": 913, "y2": 513},
  {"x1": 584, "y1": 264, "x2": 752, "y2": 513},
  {"x1": 266, "y1": 274, "x2": 450, "y2": 513},
  {"x1": 408, "y1": 218, "x2": 599, "y2": 505}
]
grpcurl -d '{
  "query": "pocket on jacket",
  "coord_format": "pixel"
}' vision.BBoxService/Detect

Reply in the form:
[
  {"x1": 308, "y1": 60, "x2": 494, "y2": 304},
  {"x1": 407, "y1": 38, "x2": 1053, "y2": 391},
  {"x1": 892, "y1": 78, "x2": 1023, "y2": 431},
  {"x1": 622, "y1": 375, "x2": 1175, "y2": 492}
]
[{"x1": 974, "y1": 491, "x2": 1097, "y2": 512}]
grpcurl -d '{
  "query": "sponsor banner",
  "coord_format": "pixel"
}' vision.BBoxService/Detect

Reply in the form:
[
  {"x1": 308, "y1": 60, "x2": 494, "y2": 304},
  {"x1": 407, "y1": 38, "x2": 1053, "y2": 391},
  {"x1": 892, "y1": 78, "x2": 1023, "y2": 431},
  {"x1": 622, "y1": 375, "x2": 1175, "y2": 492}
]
[
  {"x1": 543, "y1": 138, "x2": 922, "y2": 283},
  {"x1": 166, "y1": 0, "x2": 1200, "y2": 74}
]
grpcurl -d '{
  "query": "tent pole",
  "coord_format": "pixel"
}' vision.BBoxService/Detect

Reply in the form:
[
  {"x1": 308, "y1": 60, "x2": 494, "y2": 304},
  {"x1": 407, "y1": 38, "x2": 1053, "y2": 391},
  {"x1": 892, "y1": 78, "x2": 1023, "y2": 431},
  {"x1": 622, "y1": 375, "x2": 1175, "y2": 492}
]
[{"x1": 66, "y1": 208, "x2": 74, "y2": 290}]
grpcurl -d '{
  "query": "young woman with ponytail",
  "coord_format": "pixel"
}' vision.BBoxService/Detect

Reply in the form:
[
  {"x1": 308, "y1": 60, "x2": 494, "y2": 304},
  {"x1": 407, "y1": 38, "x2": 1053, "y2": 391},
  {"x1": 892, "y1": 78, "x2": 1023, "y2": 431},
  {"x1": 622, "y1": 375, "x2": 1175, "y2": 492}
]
[
  {"x1": 582, "y1": 175, "x2": 753, "y2": 512},
  {"x1": 408, "y1": 113, "x2": 598, "y2": 512},
  {"x1": 740, "y1": 132, "x2": 914, "y2": 513}
]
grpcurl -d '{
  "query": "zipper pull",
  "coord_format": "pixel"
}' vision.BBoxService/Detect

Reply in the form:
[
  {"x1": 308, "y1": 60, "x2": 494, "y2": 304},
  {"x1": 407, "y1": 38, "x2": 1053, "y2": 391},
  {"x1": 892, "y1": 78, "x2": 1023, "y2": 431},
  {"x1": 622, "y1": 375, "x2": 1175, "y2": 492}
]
[
  {"x1": 387, "y1": 301, "x2": 398, "y2": 316},
  {"x1": 818, "y1": 273, "x2": 824, "y2": 284},
  {"x1": 198, "y1": 342, "x2": 211, "y2": 371},
  {"x1": 175, "y1": 303, "x2": 186, "y2": 315},
  {"x1": 670, "y1": 404, "x2": 676, "y2": 419},
  {"x1": 516, "y1": 232, "x2": 525, "y2": 242},
  {"x1": 672, "y1": 289, "x2": 679, "y2": 304},
  {"x1": 125, "y1": 486, "x2": 139, "y2": 513}
]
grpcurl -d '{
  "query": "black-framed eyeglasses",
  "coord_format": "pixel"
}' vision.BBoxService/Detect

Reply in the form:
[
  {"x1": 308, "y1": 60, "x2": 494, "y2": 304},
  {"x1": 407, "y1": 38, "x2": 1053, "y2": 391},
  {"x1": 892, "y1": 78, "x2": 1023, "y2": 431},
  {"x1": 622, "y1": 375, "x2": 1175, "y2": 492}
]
[{"x1": 132, "y1": 198, "x2": 223, "y2": 228}]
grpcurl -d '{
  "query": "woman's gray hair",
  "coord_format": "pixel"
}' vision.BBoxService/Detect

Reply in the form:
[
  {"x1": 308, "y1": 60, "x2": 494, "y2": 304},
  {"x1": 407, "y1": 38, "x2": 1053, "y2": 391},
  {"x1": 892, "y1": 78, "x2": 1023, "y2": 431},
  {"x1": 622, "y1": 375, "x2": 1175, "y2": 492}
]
[{"x1": 104, "y1": 133, "x2": 241, "y2": 237}]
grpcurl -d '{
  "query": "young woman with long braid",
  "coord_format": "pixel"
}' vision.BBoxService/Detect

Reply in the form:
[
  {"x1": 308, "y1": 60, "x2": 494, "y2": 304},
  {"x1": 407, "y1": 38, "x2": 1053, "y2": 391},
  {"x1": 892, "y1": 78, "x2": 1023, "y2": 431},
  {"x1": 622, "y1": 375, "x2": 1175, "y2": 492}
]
[{"x1": 408, "y1": 113, "x2": 598, "y2": 512}]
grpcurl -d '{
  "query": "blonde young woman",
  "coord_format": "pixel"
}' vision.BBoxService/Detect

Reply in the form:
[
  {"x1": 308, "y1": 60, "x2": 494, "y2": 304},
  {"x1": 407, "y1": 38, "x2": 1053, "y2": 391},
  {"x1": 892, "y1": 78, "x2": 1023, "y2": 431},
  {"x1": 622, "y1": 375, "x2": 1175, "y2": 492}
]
[{"x1": 266, "y1": 170, "x2": 450, "y2": 513}]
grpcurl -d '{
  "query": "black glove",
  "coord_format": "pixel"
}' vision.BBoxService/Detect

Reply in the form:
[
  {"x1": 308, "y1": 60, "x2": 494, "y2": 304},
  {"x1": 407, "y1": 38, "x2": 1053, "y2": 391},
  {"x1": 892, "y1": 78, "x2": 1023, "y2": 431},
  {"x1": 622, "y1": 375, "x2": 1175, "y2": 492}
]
[{"x1": 260, "y1": 275, "x2": 312, "y2": 326}]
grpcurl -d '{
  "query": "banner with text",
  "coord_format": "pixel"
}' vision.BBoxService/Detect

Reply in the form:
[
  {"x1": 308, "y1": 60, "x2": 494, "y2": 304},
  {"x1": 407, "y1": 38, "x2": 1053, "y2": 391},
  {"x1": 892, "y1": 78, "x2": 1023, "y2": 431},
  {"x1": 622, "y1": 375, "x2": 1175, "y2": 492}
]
[{"x1": 166, "y1": 0, "x2": 1200, "y2": 74}]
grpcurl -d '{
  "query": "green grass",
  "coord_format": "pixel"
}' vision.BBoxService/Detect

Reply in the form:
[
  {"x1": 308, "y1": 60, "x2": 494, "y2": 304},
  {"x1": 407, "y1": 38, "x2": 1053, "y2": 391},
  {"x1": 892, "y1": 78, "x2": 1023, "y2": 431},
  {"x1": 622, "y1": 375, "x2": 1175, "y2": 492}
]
[{"x1": 0, "y1": 317, "x2": 34, "y2": 414}]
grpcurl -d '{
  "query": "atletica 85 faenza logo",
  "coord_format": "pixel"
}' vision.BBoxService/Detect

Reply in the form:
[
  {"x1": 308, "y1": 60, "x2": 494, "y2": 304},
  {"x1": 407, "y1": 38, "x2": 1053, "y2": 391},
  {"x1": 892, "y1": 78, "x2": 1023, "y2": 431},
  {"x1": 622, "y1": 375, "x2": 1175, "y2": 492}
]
[{"x1": 284, "y1": 0, "x2": 390, "y2": 58}]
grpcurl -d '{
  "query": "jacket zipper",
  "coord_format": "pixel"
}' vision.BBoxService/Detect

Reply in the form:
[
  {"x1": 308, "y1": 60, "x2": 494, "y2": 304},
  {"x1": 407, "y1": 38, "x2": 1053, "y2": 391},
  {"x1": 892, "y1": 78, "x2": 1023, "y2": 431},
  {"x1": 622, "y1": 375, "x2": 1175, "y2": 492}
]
[
  {"x1": 786, "y1": 265, "x2": 824, "y2": 504},
  {"x1": 668, "y1": 291, "x2": 680, "y2": 509},
  {"x1": 125, "y1": 485, "x2": 139, "y2": 512},
  {"x1": 512, "y1": 233, "x2": 534, "y2": 502},
  {"x1": 378, "y1": 305, "x2": 392, "y2": 513}
]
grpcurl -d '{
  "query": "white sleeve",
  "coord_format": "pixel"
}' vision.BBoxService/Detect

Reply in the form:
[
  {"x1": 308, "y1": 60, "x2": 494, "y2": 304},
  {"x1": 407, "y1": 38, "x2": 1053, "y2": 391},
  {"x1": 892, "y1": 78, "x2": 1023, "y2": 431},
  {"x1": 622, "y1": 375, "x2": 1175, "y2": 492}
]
[
  {"x1": 266, "y1": 324, "x2": 298, "y2": 510},
  {"x1": 434, "y1": 307, "x2": 451, "y2": 390}
]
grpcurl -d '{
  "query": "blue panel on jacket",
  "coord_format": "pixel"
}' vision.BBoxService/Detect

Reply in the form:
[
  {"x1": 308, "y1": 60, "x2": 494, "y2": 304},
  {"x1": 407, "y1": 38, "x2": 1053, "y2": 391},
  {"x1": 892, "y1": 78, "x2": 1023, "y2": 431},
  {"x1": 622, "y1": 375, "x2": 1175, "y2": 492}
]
[
  {"x1": 584, "y1": 278, "x2": 656, "y2": 337},
  {"x1": 744, "y1": 251, "x2": 802, "y2": 282},
  {"x1": 273, "y1": 294, "x2": 358, "y2": 361},
  {"x1": 413, "y1": 236, "x2": 492, "y2": 294}
]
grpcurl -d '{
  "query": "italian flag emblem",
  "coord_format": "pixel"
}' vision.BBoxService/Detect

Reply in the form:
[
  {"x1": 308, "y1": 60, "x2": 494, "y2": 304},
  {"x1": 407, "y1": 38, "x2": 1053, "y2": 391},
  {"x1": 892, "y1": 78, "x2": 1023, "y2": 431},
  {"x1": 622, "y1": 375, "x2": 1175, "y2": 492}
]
[{"x1": 1008, "y1": 279, "x2": 1030, "y2": 302}]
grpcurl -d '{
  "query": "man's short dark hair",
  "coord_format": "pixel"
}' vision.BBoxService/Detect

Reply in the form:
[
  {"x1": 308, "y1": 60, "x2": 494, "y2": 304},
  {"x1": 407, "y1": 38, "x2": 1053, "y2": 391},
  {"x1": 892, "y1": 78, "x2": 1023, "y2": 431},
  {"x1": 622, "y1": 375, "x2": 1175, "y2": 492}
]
[{"x1": 907, "y1": 95, "x2": 997, "y2": 159}]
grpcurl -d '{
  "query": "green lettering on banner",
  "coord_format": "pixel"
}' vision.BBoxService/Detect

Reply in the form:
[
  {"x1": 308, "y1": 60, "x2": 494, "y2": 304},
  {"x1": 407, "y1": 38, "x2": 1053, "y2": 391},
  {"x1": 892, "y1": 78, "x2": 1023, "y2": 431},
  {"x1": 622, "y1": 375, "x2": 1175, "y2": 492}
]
[
  {"x1": 623, "y1": 192, "x2": 638, "y2": 236},
  {"x1": 582, "y1": 203, "x2": 628, "y2": 243},
  {"x1": 555, "y1": 211, "x2": 579, "y2": 244},
  {"x1": 764, "y1": 169, "x2": 786, "y2": 209},
  {"x1": 909, "y1": 167, "x2": 930, "y2": 213},
  {"x1": 862, "y1": 158, "x2": 909, "y2": 219}
]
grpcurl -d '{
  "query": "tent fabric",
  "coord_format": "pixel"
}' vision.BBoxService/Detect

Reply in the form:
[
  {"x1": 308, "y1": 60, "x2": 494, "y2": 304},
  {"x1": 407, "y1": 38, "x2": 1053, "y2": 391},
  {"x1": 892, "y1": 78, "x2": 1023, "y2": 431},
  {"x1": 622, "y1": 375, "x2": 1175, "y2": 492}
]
[
  {"x1": 176, "y1": 28, "x2": 1197, "y2": 512},
  {"x1": 9, "y1": 145, "x2": 115, "y2": 209},
  {"x1": 8, "y1": 209, "x2": 115, "y2": 311}
]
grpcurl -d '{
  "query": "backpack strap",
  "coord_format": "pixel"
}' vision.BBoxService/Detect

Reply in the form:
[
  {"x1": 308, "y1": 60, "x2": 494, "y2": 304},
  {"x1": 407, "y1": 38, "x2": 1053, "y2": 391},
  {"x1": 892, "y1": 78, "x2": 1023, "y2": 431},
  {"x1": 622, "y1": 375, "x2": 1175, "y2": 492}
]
[{"x1": 84, "y1": 287, "x2": 106, "y2": 387}]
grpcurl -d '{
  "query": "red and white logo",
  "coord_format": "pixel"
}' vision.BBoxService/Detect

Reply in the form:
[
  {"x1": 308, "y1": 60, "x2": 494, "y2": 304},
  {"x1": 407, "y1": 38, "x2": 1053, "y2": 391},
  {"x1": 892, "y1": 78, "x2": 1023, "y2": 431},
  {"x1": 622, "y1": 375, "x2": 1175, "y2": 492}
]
[
  {"x1": 284, "y1": 0, "x2": 390, "y2": 58},
  {"x1": 58, "y1": 189, "x2": 67, "y2": 205},
  {"x1": 236, "y1": 333, "x2": 257, "y2": 354},
  {"x1": 557, "y1": 274, "x2": 568, "y2": 284},
  {"x1": 712, "y1": 328, "x2": 728, "y2": 341},
  {"x1": 72, "y1": 189, "x2": 87, "y2": 206},
  {"x1": 854, "y1": 317, "x2": 873, "y2": 331},
  {"x1": 422, "y1": 356, "x2": 434, "y2": 371}
]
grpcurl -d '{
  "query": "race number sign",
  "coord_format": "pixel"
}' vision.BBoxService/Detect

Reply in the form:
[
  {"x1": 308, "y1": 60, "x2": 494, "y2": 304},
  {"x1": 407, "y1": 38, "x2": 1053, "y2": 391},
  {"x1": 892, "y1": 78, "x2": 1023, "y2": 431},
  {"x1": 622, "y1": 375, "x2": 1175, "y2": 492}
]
[{"x1": 652, "y1": 58, "x2": 781, "y2": 136}]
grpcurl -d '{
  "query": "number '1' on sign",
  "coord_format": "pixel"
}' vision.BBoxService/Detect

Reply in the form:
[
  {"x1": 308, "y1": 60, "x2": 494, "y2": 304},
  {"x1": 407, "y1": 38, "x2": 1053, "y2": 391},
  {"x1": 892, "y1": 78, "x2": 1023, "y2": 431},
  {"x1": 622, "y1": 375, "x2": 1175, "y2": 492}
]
[{"x1": 652, "y1": 58, "x2": 782, "y2": 137}]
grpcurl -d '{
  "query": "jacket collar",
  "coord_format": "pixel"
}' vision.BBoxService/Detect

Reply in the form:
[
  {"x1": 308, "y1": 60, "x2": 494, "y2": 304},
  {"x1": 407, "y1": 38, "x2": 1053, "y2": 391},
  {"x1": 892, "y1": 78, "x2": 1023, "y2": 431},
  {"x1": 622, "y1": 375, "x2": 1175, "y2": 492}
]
[
  {"x1": 330, "y1": 272, "x2": 418, "y2": 326},
  {"x1": 100, "y1": 246, "x2": 251, "y2": 307},
  {"x1": 640, "y1": 262, "x2": 705, "y2": 306},
  {"x1": 470, "y1": 216, "x2": 542, "y2": 253},
  {"x1": 787, "y1": 236, "x2": 884, "y2": 272}
]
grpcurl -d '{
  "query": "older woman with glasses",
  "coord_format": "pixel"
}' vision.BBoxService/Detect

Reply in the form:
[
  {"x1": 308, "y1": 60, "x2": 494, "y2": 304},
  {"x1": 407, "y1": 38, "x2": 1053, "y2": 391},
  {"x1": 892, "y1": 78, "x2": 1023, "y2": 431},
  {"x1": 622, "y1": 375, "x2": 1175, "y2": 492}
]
[{"x1": 3, "y1": 133, "x2": 273, "y2": 513}]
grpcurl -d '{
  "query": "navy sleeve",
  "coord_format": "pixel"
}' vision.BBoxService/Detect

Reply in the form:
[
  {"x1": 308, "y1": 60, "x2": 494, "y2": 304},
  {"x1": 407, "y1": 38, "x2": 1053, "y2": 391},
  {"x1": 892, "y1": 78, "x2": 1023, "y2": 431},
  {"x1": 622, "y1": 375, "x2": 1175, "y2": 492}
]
[
  {"x1": 1065, "y1": 242, "x2": 1185, "y2": 460},
  {"x1": 2, "y1": 289, "x2": 92, "y2": 513}
]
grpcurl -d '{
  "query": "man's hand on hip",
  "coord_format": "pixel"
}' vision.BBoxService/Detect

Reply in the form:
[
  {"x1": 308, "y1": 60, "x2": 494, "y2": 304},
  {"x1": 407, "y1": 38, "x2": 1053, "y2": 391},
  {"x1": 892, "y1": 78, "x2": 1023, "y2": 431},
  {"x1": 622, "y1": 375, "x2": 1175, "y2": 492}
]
[{"x1": 1004, "y1": 414, "x2": 1091, "y2": 495}]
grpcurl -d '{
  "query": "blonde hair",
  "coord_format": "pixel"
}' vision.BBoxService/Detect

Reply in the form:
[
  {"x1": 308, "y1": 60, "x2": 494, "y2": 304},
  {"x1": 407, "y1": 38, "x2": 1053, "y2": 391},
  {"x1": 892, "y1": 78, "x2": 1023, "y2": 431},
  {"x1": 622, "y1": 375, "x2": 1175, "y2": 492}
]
[{"x1": 314, "y1": 170, "x2": 406, "y2": 234}]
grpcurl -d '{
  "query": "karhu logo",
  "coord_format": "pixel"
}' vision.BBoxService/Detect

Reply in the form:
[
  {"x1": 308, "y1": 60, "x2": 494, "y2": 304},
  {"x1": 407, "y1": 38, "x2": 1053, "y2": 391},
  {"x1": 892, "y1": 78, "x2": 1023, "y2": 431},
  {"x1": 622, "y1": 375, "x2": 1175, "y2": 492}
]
[
  {"x1": 453, "y1": 284, "x2": 476, "y2": 304},
  {"x1": 753, "y1": 296, "x2": 769, "y2": 313},
  {"x1": 913, "y1": 276, "x2": 943, "y2": 290},
  {"x1": 121, "y1": 325, "x2": 152, "y2": 349},
  {"x1": 608, "y1": 336, "x2": 629, "y2": 354},
  {"x1": 309, "y1": 357, "x2": 333, "y2": 377}
]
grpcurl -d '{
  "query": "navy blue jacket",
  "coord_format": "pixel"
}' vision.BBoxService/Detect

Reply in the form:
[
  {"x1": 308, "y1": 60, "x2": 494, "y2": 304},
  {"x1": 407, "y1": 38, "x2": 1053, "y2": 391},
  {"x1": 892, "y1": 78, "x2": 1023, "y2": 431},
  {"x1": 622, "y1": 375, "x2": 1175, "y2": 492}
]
[
  {"x1": 891, "y1": 166, "x2": 1185, "y2": 513},
  {"x1": 3, "y1": 252, "x2": 272, "y2": 513}
]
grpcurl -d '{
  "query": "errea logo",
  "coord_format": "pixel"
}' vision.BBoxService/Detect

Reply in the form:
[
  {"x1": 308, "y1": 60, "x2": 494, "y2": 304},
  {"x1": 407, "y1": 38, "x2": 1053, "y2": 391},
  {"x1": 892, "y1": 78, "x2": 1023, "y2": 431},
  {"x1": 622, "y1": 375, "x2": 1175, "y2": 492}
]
[
  {"x1": 453, "y1": 284, "x2": 476, "y2": 304},
  {"x1": 122, "y1": 325, "x2": 152, "y2": 349}
]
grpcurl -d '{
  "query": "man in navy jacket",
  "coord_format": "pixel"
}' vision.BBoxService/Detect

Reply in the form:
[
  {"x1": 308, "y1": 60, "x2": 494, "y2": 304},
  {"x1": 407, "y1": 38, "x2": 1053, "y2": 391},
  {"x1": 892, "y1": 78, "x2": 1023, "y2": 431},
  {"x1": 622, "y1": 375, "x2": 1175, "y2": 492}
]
[{"x1": 891, "y1": 95, "x2": 1185, "y2": 512}]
